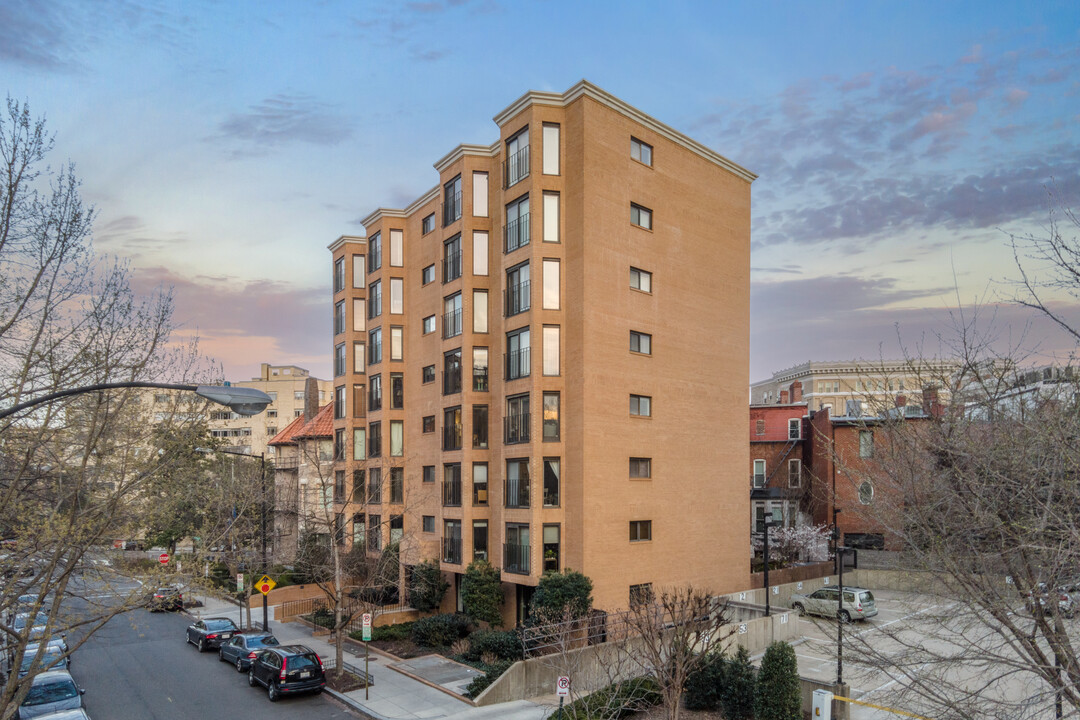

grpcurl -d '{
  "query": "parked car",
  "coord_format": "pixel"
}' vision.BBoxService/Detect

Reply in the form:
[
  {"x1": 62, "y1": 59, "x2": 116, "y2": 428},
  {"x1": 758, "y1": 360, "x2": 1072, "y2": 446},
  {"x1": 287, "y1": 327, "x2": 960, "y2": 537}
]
[
  {"x1": 16, "y1": 670, "x2": 84, "y2": 719},
  {"x1": 12, "y1": 612, "x2": 51, "y2": 641},
  {"x1": 790, "y1": 586, "x2": 878, "y2": 622},
  {"x1": 1024, "y1": 583, "x2": 1076, "y2": 617},
  {"x1": 17, "y1": 639, "x2": 70, "y2": 677},
  {"x1": 186, "y1": 617, "x2": 240, "y2": 652},
  {"x1": 147, "y1": 586, "x2": 183, "y2": 612},
  {"x1": 219, "y1": 633, "x2": 281, "y2": 672},
  {"x1": 246, "y1": 645, "x2": 325, "y2": 701},
  {"x1": 24, "y1": 710, "x2": 90, "y2": 720}
]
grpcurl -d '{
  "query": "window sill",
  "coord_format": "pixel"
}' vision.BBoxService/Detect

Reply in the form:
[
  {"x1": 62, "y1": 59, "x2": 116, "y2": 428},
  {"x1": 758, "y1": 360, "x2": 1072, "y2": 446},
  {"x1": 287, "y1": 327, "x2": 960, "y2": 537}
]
[{"x1": 629, "y1": 351, "x2": 652, "y2": 358}]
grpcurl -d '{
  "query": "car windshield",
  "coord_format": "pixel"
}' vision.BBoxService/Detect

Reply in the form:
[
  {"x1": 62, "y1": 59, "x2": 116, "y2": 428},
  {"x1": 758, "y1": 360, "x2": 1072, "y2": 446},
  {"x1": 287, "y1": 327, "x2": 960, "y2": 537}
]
[
  {"x1": 250, "y1": 636, "x2": 279, "y2": 648},
  {"x1": 289, "y1": 654, "x2": 319, "y2": 671},
  {"x1": 859, "y1": 591, "x2": 875, "y2": 602},
  {"x1": 23, "y1": 678, "x2": 78, "y2": 705},
  {"x1": 20, "y1": 647, "x2": 64, "y2": 673},
  {"x1": 205, "y1": 619, "x2": 236, "y2": 631},
  {"x1": 15, "y1": 613, "x2": 48, "y2": 629}
]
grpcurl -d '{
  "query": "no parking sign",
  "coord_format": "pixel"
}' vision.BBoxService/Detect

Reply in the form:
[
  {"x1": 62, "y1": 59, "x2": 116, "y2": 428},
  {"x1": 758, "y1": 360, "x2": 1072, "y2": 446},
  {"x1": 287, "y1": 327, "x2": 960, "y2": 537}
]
[{"x1": 557, "y1": 676, "x2": 570, "y2": 697}]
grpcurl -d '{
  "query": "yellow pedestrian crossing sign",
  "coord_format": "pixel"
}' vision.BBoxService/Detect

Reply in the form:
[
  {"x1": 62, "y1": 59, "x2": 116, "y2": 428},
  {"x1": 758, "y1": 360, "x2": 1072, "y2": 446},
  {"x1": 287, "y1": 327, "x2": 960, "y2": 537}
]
[{"x1": 256, "y1": 575, "x2": 276, "y2": 596}]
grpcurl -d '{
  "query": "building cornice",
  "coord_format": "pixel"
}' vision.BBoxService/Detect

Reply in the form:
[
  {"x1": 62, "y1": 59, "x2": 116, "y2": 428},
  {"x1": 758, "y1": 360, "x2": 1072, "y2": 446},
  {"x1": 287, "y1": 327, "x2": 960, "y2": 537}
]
[
  {"x1": 358, "y1": 186, "x2": 440, "y2": 228},
  {"x1": 493, "y1": 79, "x2": 757, "y2": 183},
  {"x1": 433, "y1": 143, "x2": 500, "y2": 174},
  {"x1": 327, "y1": 235, "x2": 366, "y2": 252}
]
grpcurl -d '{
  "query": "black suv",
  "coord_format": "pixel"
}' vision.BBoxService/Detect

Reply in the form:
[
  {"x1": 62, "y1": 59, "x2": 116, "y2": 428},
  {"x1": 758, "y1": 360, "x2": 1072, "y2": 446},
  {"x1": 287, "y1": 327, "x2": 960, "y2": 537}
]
[{"x1": 247, "y1": 645, "x2": 325, "y2": 701}]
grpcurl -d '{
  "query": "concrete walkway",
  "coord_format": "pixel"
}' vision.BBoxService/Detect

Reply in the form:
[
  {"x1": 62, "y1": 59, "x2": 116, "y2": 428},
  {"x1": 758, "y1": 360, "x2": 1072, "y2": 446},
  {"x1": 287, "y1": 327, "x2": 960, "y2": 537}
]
[{"x1": 186, "y1": 594, "x2": 550, "y2": 720}]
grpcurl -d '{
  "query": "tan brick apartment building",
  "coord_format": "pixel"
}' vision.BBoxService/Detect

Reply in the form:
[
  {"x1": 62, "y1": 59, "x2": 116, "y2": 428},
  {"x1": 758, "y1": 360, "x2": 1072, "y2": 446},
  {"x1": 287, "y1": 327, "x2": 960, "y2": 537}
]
[{"x1": 329, "y1": 80, "x2": 754, "y2": 622}]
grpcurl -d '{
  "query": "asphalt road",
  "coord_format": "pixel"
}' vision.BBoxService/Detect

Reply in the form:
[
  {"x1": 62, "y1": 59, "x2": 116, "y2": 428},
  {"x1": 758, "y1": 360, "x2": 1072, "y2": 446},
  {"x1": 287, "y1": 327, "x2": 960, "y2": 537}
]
[{"x1": 69, "y1": 604, "x2": 359, "y2": 719}]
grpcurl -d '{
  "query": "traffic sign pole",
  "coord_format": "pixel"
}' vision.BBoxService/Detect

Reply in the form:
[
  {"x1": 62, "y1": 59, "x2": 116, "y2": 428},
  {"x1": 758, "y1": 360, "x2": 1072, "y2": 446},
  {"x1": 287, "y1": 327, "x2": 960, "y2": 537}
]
[{"x1": 362, "y1": 612, "x2": 373, "y2": 700}]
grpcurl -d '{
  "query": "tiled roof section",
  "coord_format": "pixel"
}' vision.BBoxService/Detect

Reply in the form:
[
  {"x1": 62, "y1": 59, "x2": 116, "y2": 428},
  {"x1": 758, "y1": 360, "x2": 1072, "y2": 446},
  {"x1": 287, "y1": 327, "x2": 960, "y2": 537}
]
[
  {"x1": 294, "y1": 402, "x2": 334, "y2": 440},
  {"x1": 267, "y1": 413, "x2": 306, "y2": 447}
]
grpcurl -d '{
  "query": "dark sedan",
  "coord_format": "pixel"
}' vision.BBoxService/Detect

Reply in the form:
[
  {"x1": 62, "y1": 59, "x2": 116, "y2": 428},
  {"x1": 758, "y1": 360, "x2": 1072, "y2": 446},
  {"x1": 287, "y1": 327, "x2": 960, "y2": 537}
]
[
  {"x1": 185, "y1": 617, "x2": 239, "y2": 652},
  {"x1": 218, "y1": 632, "x2": 280, "y2": 672},
  {"x1": 247, "y1": 645, "x2": 325, "y2": 701},
  {"x1": 148, "y1": 586, "x2": 183, "y2": 612}
]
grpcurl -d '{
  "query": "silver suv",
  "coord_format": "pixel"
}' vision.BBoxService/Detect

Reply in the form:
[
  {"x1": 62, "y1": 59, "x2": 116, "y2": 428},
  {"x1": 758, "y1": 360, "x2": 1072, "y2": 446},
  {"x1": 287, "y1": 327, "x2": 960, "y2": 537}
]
[{"x1": 790, "y1": 586, "x2": 878, "y2": 622}]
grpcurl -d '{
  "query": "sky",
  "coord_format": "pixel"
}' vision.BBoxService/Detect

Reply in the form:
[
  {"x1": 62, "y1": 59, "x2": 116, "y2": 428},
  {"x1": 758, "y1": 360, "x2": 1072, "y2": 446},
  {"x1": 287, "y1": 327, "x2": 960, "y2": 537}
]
[{"x1": 3, "y1": 0, "x2": 1079, "y2": 383}]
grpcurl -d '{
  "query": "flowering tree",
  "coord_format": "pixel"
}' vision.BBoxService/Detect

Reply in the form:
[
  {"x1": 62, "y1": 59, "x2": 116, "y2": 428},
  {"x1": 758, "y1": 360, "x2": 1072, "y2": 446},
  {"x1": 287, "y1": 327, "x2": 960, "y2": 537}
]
[{"x1": 752, "y1": 524, "x2": 831, "y2": 566}]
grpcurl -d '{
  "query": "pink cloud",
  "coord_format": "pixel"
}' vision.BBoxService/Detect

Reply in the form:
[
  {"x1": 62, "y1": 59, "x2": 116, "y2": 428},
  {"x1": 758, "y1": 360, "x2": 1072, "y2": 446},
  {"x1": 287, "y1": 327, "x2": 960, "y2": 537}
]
[
  {"x1": 1004, "y1": 87, "x2": 1030, "y2": 109},
  {"x1": 961, "y1": 44, "x2": 983, "y2": 64}
]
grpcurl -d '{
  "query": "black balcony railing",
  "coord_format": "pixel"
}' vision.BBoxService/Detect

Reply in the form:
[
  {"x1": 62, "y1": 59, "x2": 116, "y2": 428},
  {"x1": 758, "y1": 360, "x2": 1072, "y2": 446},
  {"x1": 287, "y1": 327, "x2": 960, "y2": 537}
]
[
  {"x1": 443, "y1": 251, "x2": 462, "y2": 283},
  {"x1": 274, "y1": 456, "x2": 299, "y2": 470},
  {"x1": 504, "y1": 146, "x2": 530, "y2": 188},
  {"x1": 504, "y1": 543, "x2": 530, "y2": 575},
  {"x1": 442, "y1": 537, "x2": 463, "y2": 565},
  {"x1": 473, "y1": 366, "x2": 488, "y2": 392},
  {"x1": 442, "y1": 478, "x2": 462, "y2": 507},
  {"x1": 505, "y1": 348, "x2": 531, "y2": 380},
  {"x1": 442, "y1": 309, "x2": 462, "y2": 339},
  {"x1": 443, "y1": 369, "x2": 462, "y2": 396},
  {"x1": 505, "y1": 474, "x2": 530, "y2": 508},
  {"x1": 504, "y1": 213, "x2": 530, "y2": 253},
  {"x1": 505, "y1": 280, "x2": 530, "y2": 316},
  {"x1": 443, "y1": 191, "x2": 462, "y2": 226},
  {"x1": 443, "y1": 423, "x2": 462, "y2": 451},
  {"x1": 504, "y1": 412, "x2": 530, "y2": 444}
]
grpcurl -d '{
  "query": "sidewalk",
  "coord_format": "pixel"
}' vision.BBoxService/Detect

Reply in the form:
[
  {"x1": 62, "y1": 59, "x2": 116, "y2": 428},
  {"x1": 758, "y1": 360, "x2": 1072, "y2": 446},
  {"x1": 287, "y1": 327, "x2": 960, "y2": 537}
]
[{"x1": 186, "y1": 594, "x2": 550, "y2": 720}]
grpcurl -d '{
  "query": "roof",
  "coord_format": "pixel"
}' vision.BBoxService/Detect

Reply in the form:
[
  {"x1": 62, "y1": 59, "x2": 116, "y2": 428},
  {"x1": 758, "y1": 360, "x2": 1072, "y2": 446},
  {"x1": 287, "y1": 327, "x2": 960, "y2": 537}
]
[
  {"x1": 267, "y1": 413, "x2": 306, "y2": 447},
  {"x1": 294, "y1": 402, "x2": 334, "y2": 440}
]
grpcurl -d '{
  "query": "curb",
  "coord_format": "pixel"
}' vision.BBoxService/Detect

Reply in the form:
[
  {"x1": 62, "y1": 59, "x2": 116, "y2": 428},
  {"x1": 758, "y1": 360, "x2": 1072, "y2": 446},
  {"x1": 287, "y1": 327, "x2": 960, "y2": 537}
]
[{"x1": 324, "y1": 687, "x2": 380, "y2": 719}]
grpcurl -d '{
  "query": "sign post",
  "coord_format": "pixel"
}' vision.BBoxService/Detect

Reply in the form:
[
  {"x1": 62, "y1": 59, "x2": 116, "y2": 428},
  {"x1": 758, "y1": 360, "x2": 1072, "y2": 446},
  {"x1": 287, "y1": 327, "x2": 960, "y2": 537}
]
[
  {"x1": 556, "y1": 676, "x2": 570, "y2": 719},
  {"x1": 362, "y1": 613, "x2": 372, "y2": 700},
  {"x1": 158, "y1": 552, "x2": 169, "y2": 565},
  {"x1": 236, "y1": 573, "x2": 244, "y2": 593},
  {"x1": 256, "y1": 575, "x2": 276, "y2": 632}
]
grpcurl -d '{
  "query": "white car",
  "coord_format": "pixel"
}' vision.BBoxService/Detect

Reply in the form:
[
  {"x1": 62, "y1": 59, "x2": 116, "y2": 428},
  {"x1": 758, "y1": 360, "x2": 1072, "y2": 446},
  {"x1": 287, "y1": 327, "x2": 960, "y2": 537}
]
[
  {"x1": 17, "y1": 670, "x2": 85, "y2": 719},
  {"x1": 790, "y1": 586, "x2": 878, "y2": 622}
]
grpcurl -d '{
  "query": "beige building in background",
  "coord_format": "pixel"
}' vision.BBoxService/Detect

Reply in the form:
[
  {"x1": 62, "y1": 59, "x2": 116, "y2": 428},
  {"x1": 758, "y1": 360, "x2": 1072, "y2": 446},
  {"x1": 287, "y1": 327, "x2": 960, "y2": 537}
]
[
  {"x1": 330, "y1": 80, "x2": 753, "y2": 622},
  {"x1": 208, "y1": 363, "x2": 331, "y2": 458}
]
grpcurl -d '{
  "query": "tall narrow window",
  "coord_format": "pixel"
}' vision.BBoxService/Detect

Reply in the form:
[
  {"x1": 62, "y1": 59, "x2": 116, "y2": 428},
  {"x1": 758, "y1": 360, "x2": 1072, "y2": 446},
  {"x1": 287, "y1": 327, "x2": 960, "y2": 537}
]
[
  {"x1": 473, "y1": 405, "x2": 488, "y2": 448},
  {"x1": 334, "y1": 301, "x2": 345, "y2": 335},
  {"x1": 368, "y1": 327, "x2": 382, "y2": 365},
  {"x1": 473, "y1": 348, "x2": 489, "y2": 391},
  {"x1": 506, "y1": 262, "x2": 530, "y2": 316},
  {"x1": 505, "y1": 394, "x2": 530, "y2": 444},
  {"x1": 542, "y1": 124, "x2": 560, "y2": 175},
  {"x1": 473, "y1": 521, "x2": 489, "y2": 561},
  {"x1": 334, "y1": 258, "x2": 345, "y2": 293},
  {"x1": 352, "y1": 299, "x2": 366, "y2": 332},
  {"x1": 334, "y1": 386, "x2": 345, "y2": 419},
  {"x1": 334, "y1": 344, "x2": 346, "y2": 377},
  {"x1": 390, "y1": 372, "x2": 403, "y2": 409},
  {"x1": 504, "y1": 523, "x2": 530, "y2": 575},
  {"x1": 506, "y1": 458, "x2": 530, "y2": 508},
  {"x1": 368, "y1": 423, "x2": 382, "y2": 459},
  {"x1": 369, "y1": 232, "x2": 382, "y2": 271},
  {"x1": 543, "y1": 392, "x2": 560, "y2": 441},
  {"x1": 543, "y1": 525, "x2": 560, "y2": 573},
  {"x1": 352, "y1": 428, "x2": 365, "y2": 460},
  {"x1": 389, "y1": 229, "x2": 403, "y2": 267},
  {"x1": 753, "y1": 459, "x2": 766, "y2": 488},
  {"x1": 473, "y1": 290, "x2": 489, "y2": 333},
  {"x1": 506, "y1": 127, "x2": 529, "y2": 187},
  {"x1": 506, "y1": 328, "x2": 530, "y2": 380},
  {"x1": 390, "y1": 277, "x2": 403, "y2": 314},
  {"x1": 390, "y1": 326, "x2": 403, "y2": 361},
  {"x1": 543, "y1": 326, "x2": 560, "y2": 376},
  {"x1": 443, "y1": 406, "x2": 462, "y2": 451},
  {"x1": 444, "y1": 234, "x2": 462, "y2": 283},
  {"x1": 788, "y1": 459, "x2": 801, "y2": 488},
  {"x1": 443, "y1": 293, "x2": 462, "y2": 338},
  {"x1": 368, "y1": 469, "x2": 382, "y2": 503},
  {"x1": 443, "y1": 348, "x2": 462, "y2": 396},
  {"x1": 473, "y1": 231, "x2": 489, "y2": 276},
  {"x1": 369, "y1": 280, "x2": 382, "y2": 318},
  {"x1": 390, "y1": 420, "x2": 404, "y2": 457},
  {"x1": 472, "y1": 463, "x2": 488, "y2": 506},
  {"x1": 368, "y1": 374, "x2": 382, "y2": 412},
  {"x1": 543, "y1": 458, "x2": 560, "y2": 507},
  {"x1": 422, "y1": 214, "x2": 435, "y2": 234},
  {"x1": 542, "y1": 259, "x2": 560, "y2": 310},
  {"x1": 505, "y1": 195, "x2": 530, "y2": 253},
  {"x1": 353, "y1": 342, "x2": 365, "y2": 373},
  {"x1": 859, "y1": 430, "x2": 874, "y2": 458},
  {"x1": 352, "y1": 255, "x2": 365, "y2": 288},
  {"x1": 352, "y1": 384, "x2": 365, "y2": 419},
  {"x1": 543, "y1": 192, "x2": 559, "y2": 243},
  {"x1": 789, "y1": 418, "x2": 801, "y2": 440},
  {"x1": 423, "y1": 315, "x2": 435, "y2": 334},
  {"x1": 443, "y1": 175, "x2": 462, "y2": 226},
  {"x1": 472, "y1": 172, "x2": 489, "y2": 217}
]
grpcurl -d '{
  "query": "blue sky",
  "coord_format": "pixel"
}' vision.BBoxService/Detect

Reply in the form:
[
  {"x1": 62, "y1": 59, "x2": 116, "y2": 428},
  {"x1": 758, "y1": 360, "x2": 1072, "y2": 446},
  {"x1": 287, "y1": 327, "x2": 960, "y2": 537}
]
[{"x1": 3, "y1": 0, "x2": 1079, "y2": 382}]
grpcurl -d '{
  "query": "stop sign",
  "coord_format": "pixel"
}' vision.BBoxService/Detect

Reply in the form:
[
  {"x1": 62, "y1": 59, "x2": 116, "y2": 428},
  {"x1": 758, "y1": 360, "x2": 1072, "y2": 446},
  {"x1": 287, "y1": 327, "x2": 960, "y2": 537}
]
[
  {"x1": 260, "y1": 583, "x2": 270, "y2": 594},
  {"x1": 158, "y1": 552, "x2": 169, "y2": 564}
]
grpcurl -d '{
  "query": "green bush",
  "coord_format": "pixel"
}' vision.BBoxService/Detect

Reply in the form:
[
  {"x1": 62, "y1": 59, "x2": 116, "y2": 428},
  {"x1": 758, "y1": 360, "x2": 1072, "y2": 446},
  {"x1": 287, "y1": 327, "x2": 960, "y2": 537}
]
[
  {"x1": 684, "y1": 650, "x2": 725, "y2": 710},
  {"x1": 755, "y1": 641, "x2": 800, "y2": 720},
  {"x1": 719, "y1": 645, "x2": 757, "y2": 720},
  {"x1": 530, "y1": 569, "x2": 593, "y2": 620},
  {"x1": 466, "y1": 629, "x2": 523, "y2": 661},
  {"x1": 563, "y1": 677, "x2": 662, "y2": 719},
  {"x1": 348, "y1": 621, "x2": 414, "y2": 643},
  {"x1": 411, "y1": 613, "x2": 471, "y2": 648},
  {"x1": 463, "y1": 659, "x2": 513, "y2": 699},
  {"x1": 461, "y1": 560, "x2": 503, "y2": 626},
  {"x1": 308, "y1": 607, "x2": 334, "y2": 629},
  {"x1": 408, "y1": 559, "x2": 449, "y2": 613}
]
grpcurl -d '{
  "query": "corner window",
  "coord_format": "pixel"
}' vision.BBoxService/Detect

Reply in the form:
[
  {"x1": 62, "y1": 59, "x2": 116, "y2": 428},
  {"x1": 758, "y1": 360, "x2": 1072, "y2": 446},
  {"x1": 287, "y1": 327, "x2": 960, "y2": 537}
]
[
  {"x1": 422, "y1": 213, "x2": 435, "y2": 235},
  {"x1": 630, "y1": 457, "x2": 651, "y2": 479},
  {"x1": 334, "y1": 386, "x2": 345, "y2": 420},
  {"x1": 631, "y1": 203, "x2": 652, "y2": 230},
  {"x1": 631, "y1": 137, "x2": 653, "y2": 166},
  {"x1": 505, "y1": 127, "x2": 529, "y2": 187},
  {"x1": 629, "y1": 520, "x2": 652, "y2": 542},
  {"x1": 334, "y1": 300, "x2": 345, "y2": 335},
  {"x1": 505, "y1": 393, "x2": 530, "y2": 444},
  {"x1": 368, "y1": 280, "x2": 382, "y2": 318},
  {"x1": 506, "y1": 459, "x2": 530, "y2": 508},
  {"x1": 630, "y1": 331, "x2": 651, "y2": 355},
  {"x1": 630, "y1": 267, "x2": 652, "y2": 293},
  {"x1": 422, "y1": 264, "x2": 435, "y2": 285},
  {"x1": 423, "y1": 315, "x2": 435, "y2": 334},
  {"x1": 630, "y1": 394, "x2": 651, "y2": 417},
  {"x1": 334, "y1": 343, "x2": 346, "y2": 377},
  {"x1": 369, "y1": 232, "x2": 382, "y2": 271},
  {"x1": 334, "y1": 258, "x2": 345, "y2": 293},
  {"x1": 506, "y1": 261, "x2": 530, "y2": 316},
  {"x1": 506, "y1": 328, "x2": 530, "y2": 380},
  {"x1": 368, "y1": 327, "x2": 382, "y2": 365},
  {"x1": 443, "y1": 175, "x2": 462, "y2": 226},
  {"x1": 443, "y1": 293, "x2": 462, "y2": 338},
  {"x1": 444, "y1": 234, "x2": 462, "y2": 283},
  {"x1": 505, "y1": 195, "x2": 530, "y2": 253}
]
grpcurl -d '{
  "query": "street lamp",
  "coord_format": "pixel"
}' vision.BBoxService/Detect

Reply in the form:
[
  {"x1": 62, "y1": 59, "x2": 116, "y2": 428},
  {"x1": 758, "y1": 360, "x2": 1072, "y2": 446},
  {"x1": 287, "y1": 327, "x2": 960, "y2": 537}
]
[
  {"x1": 836, "y1": 544, "x2": 850, "y2": 686},
  {"x1": 0, "y1": 382, "x2": 273, "y2": 420},
  {"x1": 762, "y1": 507, "x2": 783, "y2": 617}
]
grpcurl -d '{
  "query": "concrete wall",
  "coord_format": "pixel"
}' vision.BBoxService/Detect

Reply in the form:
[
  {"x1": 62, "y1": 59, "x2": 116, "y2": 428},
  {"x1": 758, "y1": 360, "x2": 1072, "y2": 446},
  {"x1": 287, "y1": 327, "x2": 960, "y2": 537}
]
[{"x1": 247, "y1": 582, "x2": 325, "y2": 611}]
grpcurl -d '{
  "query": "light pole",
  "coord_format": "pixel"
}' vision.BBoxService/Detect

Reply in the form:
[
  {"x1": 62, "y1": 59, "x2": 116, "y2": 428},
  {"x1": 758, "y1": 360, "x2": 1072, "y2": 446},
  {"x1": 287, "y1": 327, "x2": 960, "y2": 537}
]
[
  {"x1": 0, "y1": 382, "x2": 272, "y2": 419},
  {"x1": 763, "y1": 508, "x2": 783, "y2": 617},
  {"x1": 836, "y1": 544, "x2": 849, "y2": 686}
]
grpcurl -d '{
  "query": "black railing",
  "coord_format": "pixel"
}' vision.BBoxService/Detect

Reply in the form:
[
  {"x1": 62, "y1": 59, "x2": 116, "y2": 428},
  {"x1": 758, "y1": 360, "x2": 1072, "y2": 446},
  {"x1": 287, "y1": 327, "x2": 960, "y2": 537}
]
[
  {"x1": 505, "y1": 412, "x2": 530, "y2": 444},
  {"x1": 505, "y1": 348, "x2": 531, "y2": 380},
  {"x1": 368, "y1": 435, "x2": 381, "y2": 458},
  {"x1": 367, "y1": 483, "x2": 382, "y2": 504},
  {"x1": 275, "y1": 456, "x2": 299, "y2": 470},
  {"x1": 442, "y1": 309, "x2": 462, "y2": 338},
  {"x1": 504, "y1": 543, "x2": 530, "y2": 575},
  {"x1": 504, "y1": 213, "x2": 530, "y2": 253},
  {"x1": 442, "y1": 478, "x2": 462, "y2": 507},
  {"x1": 504, "y1": 146, "x2": 530, "y2": 187},
  {"x1": 443, "y1": 251, "x2": 462, "y2": 283},
  {"x1": 368, "y1": 390, "x2": 381, "y2": 412},
  {"x1": 443, "y1": 191, "x2": 462, "y2": 226},
  {"x1": 505, "y1": 280, "x2": 530, "y2": 316},
  {"x1": 442, "y1": 537, "x2": 462, "y2": 565},
  {"x1": 473, "y1": 366, "x2": 489, "y2": 392},
  {"x1": 505, "y1": 474, "x2": 530, "y2": 508},
  {"x1": 443, "y1": 423, "x2": 462, "y2": 451},
  {"x1": 443, "y1": 368, "x2": 462, "y2": 396}
]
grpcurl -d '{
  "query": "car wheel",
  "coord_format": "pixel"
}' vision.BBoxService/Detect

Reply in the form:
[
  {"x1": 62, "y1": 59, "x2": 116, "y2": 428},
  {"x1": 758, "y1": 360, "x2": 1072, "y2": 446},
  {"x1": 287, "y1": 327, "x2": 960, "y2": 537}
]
[
  {"x1": 237, "y1": 658, "x2": 245, "y2": 673},
  {"x1": 248, "y1": 669, "x2": 258, "y2": 687},
  {"x1": 839, "y1": 610, "x2": 851, "y2": 623},
  {"x1": 218, "y1": 649, "x2": 225, "y2": 662},
  {"x1": 268, "y1": 683, "x2": 279, "y2": 702},
  {"x1": 792, "y1": 603, "x2": 805, "y2": 616},
  {"x1": 197, "y1": 638, "x2": 205, "y2": 652}
]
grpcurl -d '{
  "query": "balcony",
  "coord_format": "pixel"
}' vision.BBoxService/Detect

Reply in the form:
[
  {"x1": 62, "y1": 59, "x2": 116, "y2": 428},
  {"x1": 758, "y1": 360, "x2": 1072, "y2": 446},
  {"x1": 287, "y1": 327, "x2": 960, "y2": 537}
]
[
  {"x1": 443, "y1": 191, "x2": 462, "y2": 227},
  {"x1": 442, "y1": 537, "x2": 463, "y2": 565},
  {"x1": 504, "y1": 412, "x2": 530, "y2": 445},
  {"x1": 442, "y1": 478, "x2": 462, "y2": 507},
  {"x1": 503, "y1": 543, "x2": 530, "y2": 575},
  {"x1": 442, "y1": 309, "x2": 462, "y2": 339},
  {"x1": 505, "y1": 476, "x2": 530, "y2": 508},
  {"x1": 505, "y1": 348, "x2": 531, "y2": 381},
  {"x1": 504, "y1": 280, "x2": 530, "y2": 316},
  {"x1": 274, "y1": 456, "x2": 299, "y2": 471},
  {"x1": 443, "y1": 368, "x2": 462, "y2": 396},
  {"x1": 504, "y1": 213, "x2": 530, "y2": 253},
  {"x1": 443, "y1": 250, "x2": 462, "y2": 283},
  {"x1": 504, "y1": 145, "x2": 530, "y2": 188},
  {"x1": 443, "y1": 423, "x2": 462, "y2": 451}
]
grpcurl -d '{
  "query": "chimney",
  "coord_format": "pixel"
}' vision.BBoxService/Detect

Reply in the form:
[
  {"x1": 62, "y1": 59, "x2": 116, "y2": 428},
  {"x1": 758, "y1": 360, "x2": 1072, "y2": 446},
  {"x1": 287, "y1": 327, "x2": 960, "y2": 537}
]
[
  {"x1": 780, "y1": 390, "x2": 789, "y2": 404},
  {"x1": 790, "y1": 381, "x2": 803, "y2": 403},
  {"x1": 304, "y1": 376, "x2": 319, "y2": 422},
  {"x1": 921, "y1": 386, "x2": 938, "y2": 414},
  {"x1": 895, "y1": 394, "x2": 907, "y2": 407}
]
